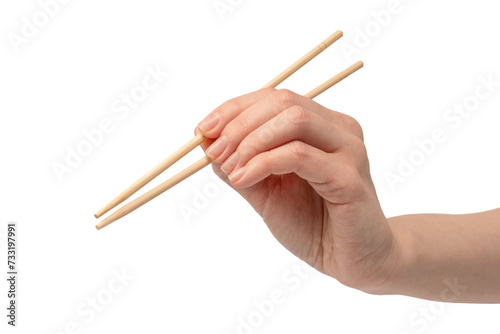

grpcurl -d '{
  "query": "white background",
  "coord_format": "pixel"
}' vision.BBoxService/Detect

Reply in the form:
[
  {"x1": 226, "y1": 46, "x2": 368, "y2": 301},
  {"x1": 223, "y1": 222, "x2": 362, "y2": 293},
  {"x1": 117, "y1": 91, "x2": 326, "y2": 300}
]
[{"x1": 1, "y1": 0, "x2": 500, "y2": 333}]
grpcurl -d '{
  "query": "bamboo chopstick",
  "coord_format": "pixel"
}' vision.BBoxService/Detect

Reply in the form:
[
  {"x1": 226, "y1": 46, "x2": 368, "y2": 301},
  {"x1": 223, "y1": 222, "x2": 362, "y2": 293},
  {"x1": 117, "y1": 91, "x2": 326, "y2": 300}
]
[
  {"x1": 94, "y1": 31, "x2": 344, "y2": 219},
  {"x1": 305, "y1": 61, "x2": 364, "y2": 99},
  {"x1": 261, "y1": 30, "x2": 343, "y2": 89},
  {"x1": 95, "y1": 60, "x2": 364, "y2": 230},
  {"x1": 96, "y1": 156, "x2": 211, "y2": 230},
  {"x1": 94, "y1": 135, "x2": 205, "y2": 219}
]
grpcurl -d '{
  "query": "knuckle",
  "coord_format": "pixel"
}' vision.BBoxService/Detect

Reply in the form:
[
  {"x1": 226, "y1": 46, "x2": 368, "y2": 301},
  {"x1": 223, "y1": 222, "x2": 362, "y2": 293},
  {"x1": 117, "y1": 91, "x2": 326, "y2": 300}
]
[
  {"x1": 350, "y1": 136, "x2": 366, "y2": 153},
  {"x1": 273, "y1": 89, "x2": 298, "y2": 109},
  {"x1": 224, "y1": 115, "x2": 248, "y2": 136},
  {"x1": 343, "y1": 115, "x2": 364, "y2": 140},
  {"x1": 284, "y1": 105, "x2": 312, "y2": 127},
  {"x1": 288, "y1": 140, "x2": 310, "y2": 160},
  {"x1": 220, "y1": 117, "x2": 248, "y2": 149},
  {"x1": 218, "y1": 98, "x2": 241, "y2": 116},
  {"x1": 240, "y1": 128, "x2": 272, "y2": 158},
  {"x1": 332, "y1": 163, "x2": 364, "y2": 196},
  {"x1": 259, "y1": 152, "x2": 272, "y2": 169},
  {"x1": 249, "y1": 150, "x2": 272, "y2": 172},
  {"x1": 237, "y1": 139, "x2": 256, "y2": 159},
  {"x1": 255, "y1": 128, "x2": 274, "y2": 147}
]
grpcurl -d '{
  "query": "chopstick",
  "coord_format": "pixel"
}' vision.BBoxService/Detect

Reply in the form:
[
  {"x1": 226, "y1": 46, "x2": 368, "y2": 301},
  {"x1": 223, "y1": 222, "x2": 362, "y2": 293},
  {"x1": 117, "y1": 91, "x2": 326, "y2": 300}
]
[
  {"x1": 95, "y1": 60, "x2": 364, "y2": 230},
  {"x1": 305, "y1": 61, "x2": 364, "y2": 99},
  {"x1": 261, "y1": 30, "x2": 344, "y2": 89},
  {"x1": 94, "y1": 31, "x2": 343, "y2": 220},
  {"x1": 93, "y1": 134, "x2": 206, "y2": 219},
  {"x1": 96, "y1": 156, "x2": 211, "y2": 230}
]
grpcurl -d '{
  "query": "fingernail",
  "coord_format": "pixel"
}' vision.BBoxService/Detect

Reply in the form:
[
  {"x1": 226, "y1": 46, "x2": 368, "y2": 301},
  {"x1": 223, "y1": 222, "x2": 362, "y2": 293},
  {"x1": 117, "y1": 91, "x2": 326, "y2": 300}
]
[
  {"x1": 229, "y1": 166, "x2": 247, "y2": 183},
  {"x1": 221, "y1": 151, "x2": 239, "y2": 174},
  {"x1": 198, "y1": 114, "x2": 219, "y2": 133},
  {"x1": 206, "y1": 136, "x2": 227, "y2": 159}
]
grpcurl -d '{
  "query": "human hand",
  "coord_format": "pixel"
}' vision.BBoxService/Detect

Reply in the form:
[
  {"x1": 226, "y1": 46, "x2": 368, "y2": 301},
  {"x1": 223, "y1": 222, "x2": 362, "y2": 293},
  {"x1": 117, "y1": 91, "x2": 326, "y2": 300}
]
[{"x1": 196, "y1": 88, "x2": 398, "y2": 292}]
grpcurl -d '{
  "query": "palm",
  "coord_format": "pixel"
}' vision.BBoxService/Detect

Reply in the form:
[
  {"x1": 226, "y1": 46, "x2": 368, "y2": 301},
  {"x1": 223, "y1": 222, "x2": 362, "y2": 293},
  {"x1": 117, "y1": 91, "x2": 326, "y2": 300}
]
[
  {"x1": 215, "y1": 164, "x2": 391, "y2": 285},
  {"x1": 252, "y1": 174, "x2": 325, "y2": 259},
  {"x1": 217, "y1": 168, "x2": 328, "y2": 270}
]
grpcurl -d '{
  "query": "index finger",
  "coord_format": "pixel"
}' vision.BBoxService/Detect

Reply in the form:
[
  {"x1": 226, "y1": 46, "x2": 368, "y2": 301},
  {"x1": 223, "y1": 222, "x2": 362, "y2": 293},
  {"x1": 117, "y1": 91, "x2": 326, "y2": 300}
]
[{"x1": 197, "y1": 87, "x2": 276, "y2": 138}]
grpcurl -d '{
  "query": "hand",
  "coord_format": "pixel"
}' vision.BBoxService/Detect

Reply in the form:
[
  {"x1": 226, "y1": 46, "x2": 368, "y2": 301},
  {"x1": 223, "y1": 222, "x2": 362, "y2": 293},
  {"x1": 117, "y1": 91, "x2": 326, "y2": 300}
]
[{"x1": 196, "y1": 88, "x2": 398, "y2": 292}]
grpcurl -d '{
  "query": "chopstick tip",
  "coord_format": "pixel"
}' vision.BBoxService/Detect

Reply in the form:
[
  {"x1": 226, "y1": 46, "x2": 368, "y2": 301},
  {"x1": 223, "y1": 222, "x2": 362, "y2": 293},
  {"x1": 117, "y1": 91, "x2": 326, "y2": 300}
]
[{"x1": 96, "y1": 222, "x2": 106, "y2": 230}]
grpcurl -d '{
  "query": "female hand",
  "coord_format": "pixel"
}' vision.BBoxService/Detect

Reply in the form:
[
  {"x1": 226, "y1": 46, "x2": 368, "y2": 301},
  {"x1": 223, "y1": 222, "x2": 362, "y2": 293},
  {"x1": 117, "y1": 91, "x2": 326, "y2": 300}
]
[{"x1": 196, "y1": 88, "x2": 398, "y2": 293}]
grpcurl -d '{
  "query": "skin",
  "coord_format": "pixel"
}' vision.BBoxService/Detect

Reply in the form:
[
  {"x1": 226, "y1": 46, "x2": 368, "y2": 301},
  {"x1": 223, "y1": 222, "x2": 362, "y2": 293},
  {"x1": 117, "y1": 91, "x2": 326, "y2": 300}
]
[{"x1": 196, "y1": 88, "x2": 500, "y2": 303}]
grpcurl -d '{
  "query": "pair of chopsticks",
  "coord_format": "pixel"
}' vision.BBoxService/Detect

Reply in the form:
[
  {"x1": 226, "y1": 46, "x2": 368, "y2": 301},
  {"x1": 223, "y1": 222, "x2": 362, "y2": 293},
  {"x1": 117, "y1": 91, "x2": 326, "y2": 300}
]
[{"x1": 95, "y1": 30, "x2": 363, "y2": 230}]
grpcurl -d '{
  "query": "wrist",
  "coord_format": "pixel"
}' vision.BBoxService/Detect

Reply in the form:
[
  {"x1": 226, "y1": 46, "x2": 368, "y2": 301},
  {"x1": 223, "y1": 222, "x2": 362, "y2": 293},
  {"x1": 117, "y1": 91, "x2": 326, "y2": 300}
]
[{"x1": 358, "y1": 219, "x2": 415, "y2": 296}]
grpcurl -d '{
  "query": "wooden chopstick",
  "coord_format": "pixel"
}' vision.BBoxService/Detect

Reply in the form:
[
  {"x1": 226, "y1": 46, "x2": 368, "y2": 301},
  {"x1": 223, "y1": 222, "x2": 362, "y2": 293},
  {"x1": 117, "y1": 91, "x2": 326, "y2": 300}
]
[
  {"x1": 95, "y1": 60, "x2": 364, "y2": 230},
  {"x1": 261, "y1": 30, "x2": 343, "y2": 89},
  {"x1": 96, "y1": 156, "x2": 211, "y2": 230},
  {"x1": 94, "y1": 135, "x2": 205, "y2": 219},
  {"x1": 305, "y1": 61, "x2": 364, "y2": 99},
  {"x1": 94, "y1": 31, "x2": 343, "y2": 219}
]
